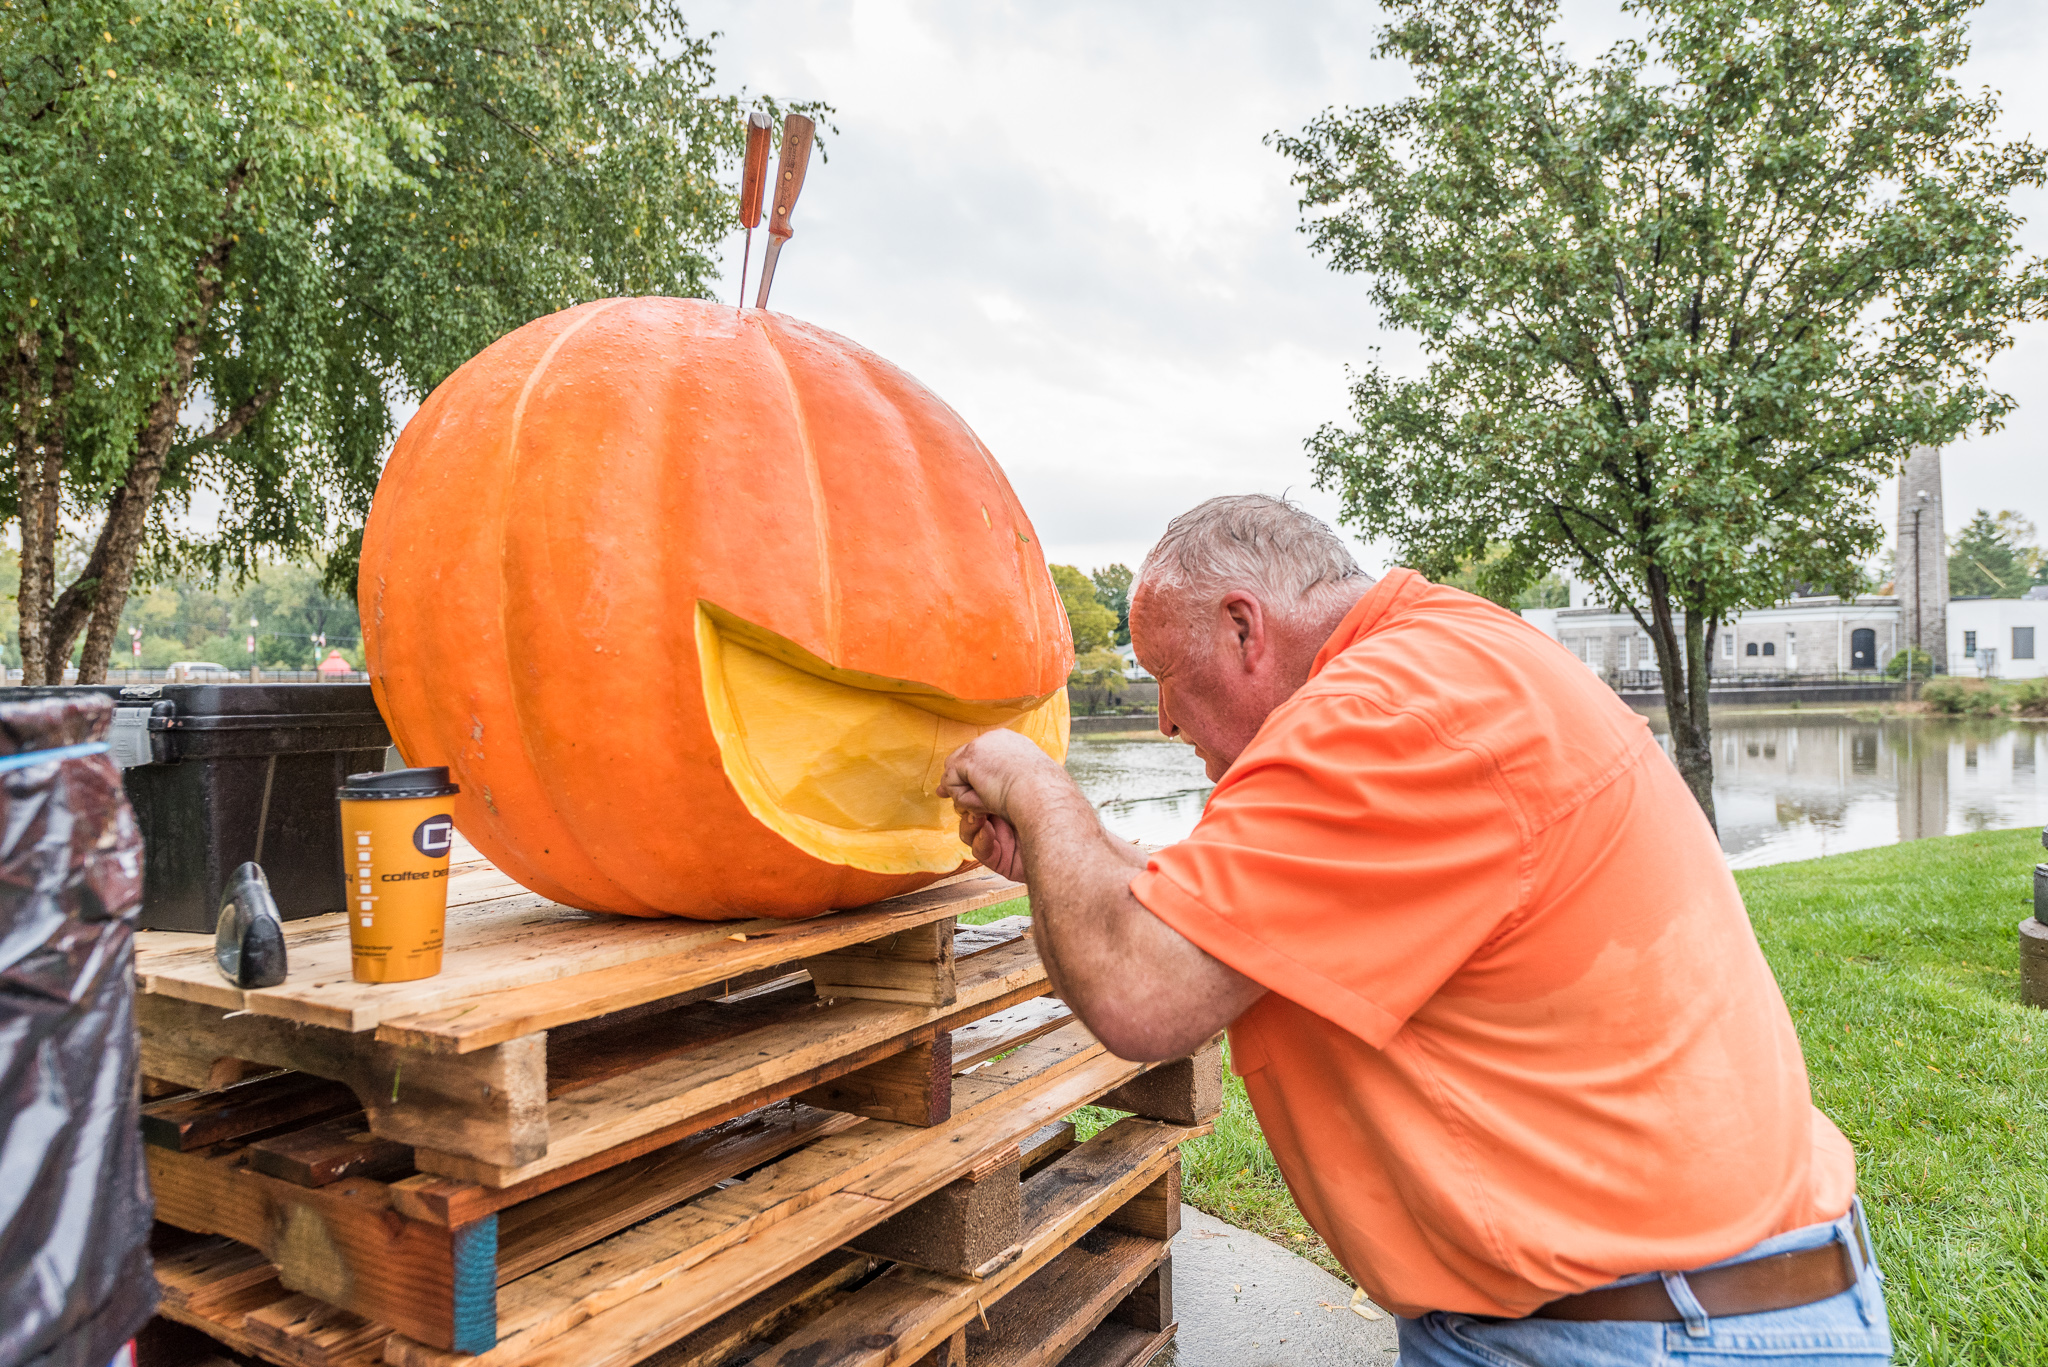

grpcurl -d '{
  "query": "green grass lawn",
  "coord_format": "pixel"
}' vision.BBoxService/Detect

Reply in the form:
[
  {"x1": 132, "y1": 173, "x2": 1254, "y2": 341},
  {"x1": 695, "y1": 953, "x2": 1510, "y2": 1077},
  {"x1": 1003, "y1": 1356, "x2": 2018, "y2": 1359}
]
[{"x1": 965, "y1": 828, "x2": 2048, "y2": 1361}]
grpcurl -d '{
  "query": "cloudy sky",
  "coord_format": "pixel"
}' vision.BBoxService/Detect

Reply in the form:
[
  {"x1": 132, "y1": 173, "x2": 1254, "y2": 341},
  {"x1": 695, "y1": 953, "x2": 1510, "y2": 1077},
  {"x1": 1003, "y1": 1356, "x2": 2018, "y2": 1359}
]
[{"x1": 689, "y1": 0, "x2": 2048, "y2": 581}]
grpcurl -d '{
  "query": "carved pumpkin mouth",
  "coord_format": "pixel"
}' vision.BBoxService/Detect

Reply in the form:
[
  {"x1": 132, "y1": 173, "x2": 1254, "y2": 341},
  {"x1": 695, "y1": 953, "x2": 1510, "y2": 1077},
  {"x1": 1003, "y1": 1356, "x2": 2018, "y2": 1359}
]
[{"x1": 695, "y1": 603, "x2": 1070, "y2": 875}]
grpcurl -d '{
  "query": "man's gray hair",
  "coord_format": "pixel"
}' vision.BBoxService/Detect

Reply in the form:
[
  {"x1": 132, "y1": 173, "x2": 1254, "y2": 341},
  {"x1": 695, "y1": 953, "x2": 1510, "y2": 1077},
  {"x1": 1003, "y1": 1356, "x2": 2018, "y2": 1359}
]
[{"x1": 1137, "y1": 494, "x2": 1367, "y2": 621}]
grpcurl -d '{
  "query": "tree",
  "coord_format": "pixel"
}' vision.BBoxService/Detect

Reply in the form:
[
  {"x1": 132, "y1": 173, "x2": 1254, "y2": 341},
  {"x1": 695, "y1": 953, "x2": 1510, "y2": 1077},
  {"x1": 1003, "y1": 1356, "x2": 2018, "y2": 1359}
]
[
  {"x1": 4, "y1": 2, "x2": 801, "y2": 683},
  {"x1": 1948, "y1": 508, "x2": 2036, "y2": 597},
  {"x1": 1090, "y1": 563, "x2": 1133, "y2": 644},
  {"x1": 1275, "y1": 0, "x2": 2045, "y2": 825},
  {"x1": 1444, "y1": 545, "x2": 1570, "y2": 608},
  {"x1": 1050, "y1": 564, "x2": 1118, "y2": 654}
]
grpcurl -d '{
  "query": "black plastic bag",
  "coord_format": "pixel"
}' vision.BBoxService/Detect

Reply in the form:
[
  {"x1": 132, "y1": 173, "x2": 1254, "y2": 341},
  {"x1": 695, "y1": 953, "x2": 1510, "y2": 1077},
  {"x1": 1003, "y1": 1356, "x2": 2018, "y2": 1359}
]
[{"x1": 0, "y1": 695, "x2": 156, "y2": 1367}]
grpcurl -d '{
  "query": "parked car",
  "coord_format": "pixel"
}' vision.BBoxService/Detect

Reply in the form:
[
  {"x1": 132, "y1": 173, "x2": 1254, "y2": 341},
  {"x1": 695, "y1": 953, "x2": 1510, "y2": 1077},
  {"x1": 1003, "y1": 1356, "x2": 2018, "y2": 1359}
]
[{"x1": 164, "y1": 661, "x2": 234, "y2": 681}]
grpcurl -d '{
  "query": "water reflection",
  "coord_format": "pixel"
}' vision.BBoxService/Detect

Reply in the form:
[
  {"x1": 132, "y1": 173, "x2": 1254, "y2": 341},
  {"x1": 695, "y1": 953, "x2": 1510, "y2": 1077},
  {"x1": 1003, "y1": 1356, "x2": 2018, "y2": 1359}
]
[
  {"x1": 1698, "y1": 717, "x2": 2048, "y2": 867},
  {"x1": 1065, "y1": 719, "x2": 2048, "y2": 868}
]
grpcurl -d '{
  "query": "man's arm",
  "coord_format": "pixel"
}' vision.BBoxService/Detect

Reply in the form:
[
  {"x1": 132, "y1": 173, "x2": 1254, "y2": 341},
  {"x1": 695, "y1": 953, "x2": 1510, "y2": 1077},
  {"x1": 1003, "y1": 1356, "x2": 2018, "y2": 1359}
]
[{"x1": 938, "y1": 730, "x2": 1265, "y2": 1061}]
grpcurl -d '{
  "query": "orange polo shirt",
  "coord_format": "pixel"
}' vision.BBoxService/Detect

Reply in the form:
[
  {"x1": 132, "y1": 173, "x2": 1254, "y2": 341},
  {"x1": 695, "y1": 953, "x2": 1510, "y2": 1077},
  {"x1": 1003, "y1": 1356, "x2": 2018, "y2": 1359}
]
[{"x1": 1130, "y1": 569, "x2": 1855, "y2": 1319}]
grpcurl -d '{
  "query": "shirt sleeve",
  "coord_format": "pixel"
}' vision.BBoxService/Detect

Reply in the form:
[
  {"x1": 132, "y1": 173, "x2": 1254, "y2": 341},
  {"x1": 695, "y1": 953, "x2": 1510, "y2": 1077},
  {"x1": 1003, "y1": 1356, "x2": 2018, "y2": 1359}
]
[{"x1": 1130, "y1": 690, "x2": 1526, "y2": 1049}]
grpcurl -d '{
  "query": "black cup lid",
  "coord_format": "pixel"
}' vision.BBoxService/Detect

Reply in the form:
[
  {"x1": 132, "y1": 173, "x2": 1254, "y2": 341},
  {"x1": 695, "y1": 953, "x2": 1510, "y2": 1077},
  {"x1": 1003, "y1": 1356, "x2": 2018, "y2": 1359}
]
[{"x1": 340, "y1": 766, "x2": 459, "y2": 799}]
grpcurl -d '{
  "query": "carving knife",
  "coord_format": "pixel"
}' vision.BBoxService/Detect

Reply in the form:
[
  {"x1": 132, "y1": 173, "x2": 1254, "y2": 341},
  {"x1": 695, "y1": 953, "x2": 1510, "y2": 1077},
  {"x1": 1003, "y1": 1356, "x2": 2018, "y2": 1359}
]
[
  {"x1": 737, "y1": 111, "x2": 774, "y2": 308},
  {"x1": 753, "y1": 113, "x2": 816, "y2": 311}
]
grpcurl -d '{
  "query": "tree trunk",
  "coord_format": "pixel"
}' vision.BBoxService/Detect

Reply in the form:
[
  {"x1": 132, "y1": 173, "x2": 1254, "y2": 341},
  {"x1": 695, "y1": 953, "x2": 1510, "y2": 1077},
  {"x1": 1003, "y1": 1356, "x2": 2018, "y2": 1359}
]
[
  {"x1": 36, "y1": 165, "x2": 250, "y2": 685},
  {"x1": 1645, "y1": 570, "x2": 1718, "y2": 830},
  {"x1": 13, "y1": 329, "x2": 71, "y2": 685},
  {"x1": 60, "y1": 332, "x2": 200, "y2": 684}
]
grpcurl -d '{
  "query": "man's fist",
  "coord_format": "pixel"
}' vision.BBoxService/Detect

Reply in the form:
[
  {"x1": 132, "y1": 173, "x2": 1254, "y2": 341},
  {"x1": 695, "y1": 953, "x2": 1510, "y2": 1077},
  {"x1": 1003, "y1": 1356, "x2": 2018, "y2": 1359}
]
[{"x1": 937, "y1": 729, "x2": 1059, "y2": 883}]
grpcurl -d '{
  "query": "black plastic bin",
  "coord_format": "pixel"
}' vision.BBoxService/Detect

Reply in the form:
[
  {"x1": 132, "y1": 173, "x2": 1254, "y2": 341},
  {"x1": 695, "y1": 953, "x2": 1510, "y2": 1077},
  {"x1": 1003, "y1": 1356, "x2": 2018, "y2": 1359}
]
[{"x1": 13, "y1": 683, "x2": 392, "y2": 932}]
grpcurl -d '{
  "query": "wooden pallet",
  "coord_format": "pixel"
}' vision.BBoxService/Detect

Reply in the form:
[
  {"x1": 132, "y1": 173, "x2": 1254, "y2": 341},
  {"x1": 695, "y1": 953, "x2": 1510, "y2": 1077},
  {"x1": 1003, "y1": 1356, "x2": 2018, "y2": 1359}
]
[
  {"x1": 135, "y1": 862, "x2": 1037, "y2": 1181},
  {"x1": 150, "y1": 1028, "x2": 1218, "y2": 1367}
]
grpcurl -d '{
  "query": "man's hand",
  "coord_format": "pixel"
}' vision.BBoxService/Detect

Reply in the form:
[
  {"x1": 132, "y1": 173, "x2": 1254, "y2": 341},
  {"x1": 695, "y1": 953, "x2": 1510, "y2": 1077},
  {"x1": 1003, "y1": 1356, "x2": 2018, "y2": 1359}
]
[
  {"x1": 936, "y1": 729, "x2": 1060, "y2": 882},
  {"x1": 935, "y1": 727, "x2": 1266, "y2": 1062}
]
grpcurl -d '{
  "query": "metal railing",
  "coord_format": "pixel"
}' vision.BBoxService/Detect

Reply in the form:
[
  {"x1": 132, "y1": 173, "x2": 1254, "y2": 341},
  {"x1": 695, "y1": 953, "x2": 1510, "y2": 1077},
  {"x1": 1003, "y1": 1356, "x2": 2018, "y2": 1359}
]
[
  {"x1": 1614, "y1": 668, "x2": 1898, "y2": 692},
  {"x1": 4, "y1": 668, "x2": 371, "y2": 685}
]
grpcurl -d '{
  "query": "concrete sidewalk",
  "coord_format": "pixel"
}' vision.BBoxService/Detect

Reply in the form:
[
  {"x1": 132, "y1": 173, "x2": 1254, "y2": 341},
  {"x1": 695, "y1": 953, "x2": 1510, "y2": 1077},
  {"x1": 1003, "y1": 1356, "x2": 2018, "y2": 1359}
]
[{"x1": 1158, "y1": 1205, "x2": 1400, "y2": 1365}]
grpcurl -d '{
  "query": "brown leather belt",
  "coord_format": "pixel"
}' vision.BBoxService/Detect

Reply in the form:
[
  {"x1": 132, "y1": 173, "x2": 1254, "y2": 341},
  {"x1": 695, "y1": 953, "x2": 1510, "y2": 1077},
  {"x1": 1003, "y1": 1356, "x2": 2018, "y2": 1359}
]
[{"x1": 1533, "y1": 1241, "x2": 1857, "y2": 1322}]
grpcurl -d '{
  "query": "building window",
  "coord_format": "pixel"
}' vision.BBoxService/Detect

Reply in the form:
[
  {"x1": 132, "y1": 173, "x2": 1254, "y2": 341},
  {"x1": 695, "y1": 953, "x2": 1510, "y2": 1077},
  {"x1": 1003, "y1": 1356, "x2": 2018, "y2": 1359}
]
[
  {"x1": 2018, "y1": 627, "x2": 2037, "y2": 661},
  {"x1": 1722, "y1": 633, "x2": 1734, "y2": 659},
  {"x1": 1746, "y1": 641, "x2": 1759, "y2": 657},
  {"x1": 1964, "y1": 631, "x2": 1977, "y2": 658},
  {"x1": 1850, "y1": 628, "x2": 1876, "y2": 670},
  {"x1": 1762, "y1": 642, "x2": 1776, "y2": 657}
]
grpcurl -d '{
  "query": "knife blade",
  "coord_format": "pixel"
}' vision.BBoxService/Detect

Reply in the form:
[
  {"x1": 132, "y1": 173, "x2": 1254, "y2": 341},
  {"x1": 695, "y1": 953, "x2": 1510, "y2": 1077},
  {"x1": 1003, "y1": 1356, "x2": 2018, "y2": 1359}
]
[
  {"x1": 753, "y1": 113, "x2": 817, "y2": 311},
  {"x1": 737, "y1": 111, "x2": 773, "y2": 308}
]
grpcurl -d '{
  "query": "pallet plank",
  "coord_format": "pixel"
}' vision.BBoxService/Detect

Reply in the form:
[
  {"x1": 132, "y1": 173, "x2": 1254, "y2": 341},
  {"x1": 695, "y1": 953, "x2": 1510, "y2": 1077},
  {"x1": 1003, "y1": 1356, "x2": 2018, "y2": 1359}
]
[
  {"x1": 141, "y1": 1073, "x2": 360, "y2": 1153},
  {"x1": 247, "y1": 1113, "x2": 414, "y2": 1187},
  {"x1": 952, "y1": 997, "x2": 1074, "y2": 1071},
  {"x1": 136, "y1": 868, "x2": 1021, "y2": 1037}
]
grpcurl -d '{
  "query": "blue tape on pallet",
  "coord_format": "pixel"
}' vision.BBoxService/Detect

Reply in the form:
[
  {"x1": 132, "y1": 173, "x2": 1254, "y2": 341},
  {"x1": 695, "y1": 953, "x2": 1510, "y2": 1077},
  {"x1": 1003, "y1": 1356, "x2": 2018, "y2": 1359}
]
[{"x1": 0, "y1": 741, "x2": 111, "y2": 773}]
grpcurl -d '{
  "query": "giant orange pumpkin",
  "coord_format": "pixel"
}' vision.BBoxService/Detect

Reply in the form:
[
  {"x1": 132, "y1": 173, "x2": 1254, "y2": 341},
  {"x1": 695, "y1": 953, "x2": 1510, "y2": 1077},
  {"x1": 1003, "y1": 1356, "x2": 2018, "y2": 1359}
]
[{"x1": 359, "y1": 298, "x2": 1073, "y2": 920}]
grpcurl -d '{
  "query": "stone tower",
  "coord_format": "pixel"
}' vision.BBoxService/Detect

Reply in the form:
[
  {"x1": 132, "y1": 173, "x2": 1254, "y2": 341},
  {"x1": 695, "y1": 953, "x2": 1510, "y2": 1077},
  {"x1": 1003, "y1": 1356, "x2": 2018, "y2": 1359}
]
[{"x1": 1896, "y1": 445, "x2": 1948, "y2": 672}]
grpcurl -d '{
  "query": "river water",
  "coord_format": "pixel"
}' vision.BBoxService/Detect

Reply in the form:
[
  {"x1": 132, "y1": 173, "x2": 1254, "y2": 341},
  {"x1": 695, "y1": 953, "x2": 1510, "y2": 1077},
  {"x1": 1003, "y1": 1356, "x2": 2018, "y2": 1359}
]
[{"x1": 1063, "y1": 715, "x2": 2048, "y2": 868}]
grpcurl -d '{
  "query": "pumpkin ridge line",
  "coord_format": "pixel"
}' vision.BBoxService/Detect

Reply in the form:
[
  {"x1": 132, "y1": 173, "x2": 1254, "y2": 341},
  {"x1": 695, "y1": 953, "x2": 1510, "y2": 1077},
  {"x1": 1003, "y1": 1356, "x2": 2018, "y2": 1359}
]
[
  {"x1": 753, "y1": 317, "x2": 839, "y2": 660},
  {"x1": 498, "y1": 297, "x2": 646, "y2": 912}
]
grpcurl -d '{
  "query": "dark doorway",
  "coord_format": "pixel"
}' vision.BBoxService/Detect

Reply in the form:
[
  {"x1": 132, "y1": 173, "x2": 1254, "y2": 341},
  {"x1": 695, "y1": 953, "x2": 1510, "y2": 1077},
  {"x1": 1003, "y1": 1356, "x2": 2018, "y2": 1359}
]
[{"x1": 1850, "y1": 628, "x2": 1876, "y2": 670}]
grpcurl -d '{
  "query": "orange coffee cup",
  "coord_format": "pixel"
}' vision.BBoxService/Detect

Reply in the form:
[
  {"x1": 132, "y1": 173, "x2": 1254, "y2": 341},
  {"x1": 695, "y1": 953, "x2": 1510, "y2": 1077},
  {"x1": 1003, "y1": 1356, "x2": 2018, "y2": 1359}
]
[{"x1": 339, "y1": 766, "x2": 460, "y2": 983}]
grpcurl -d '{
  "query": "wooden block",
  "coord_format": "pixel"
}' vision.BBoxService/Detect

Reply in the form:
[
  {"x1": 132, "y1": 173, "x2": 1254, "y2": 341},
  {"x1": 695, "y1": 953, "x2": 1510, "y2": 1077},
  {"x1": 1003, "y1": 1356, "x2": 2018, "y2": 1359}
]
[
  {"x1": 1102, "y1": 1154, "x2": 1180, "y2": 1242},
  {"x1": 141, "y1": 1072, "x2": 359, "y2": 1152},
  {"x1": 951, "y1": 995, "x2": 1071, "y2": 1071},
  {"x1": 1109, "y1": 1258, "x2": 1173, "y2": 1334},
  {"x1": 247, "y1": 1113, "x2": 414, "y2": 1187},
  {"x1": 1094, "y1": 1040, "x2": 1222, "y2": 1125},
  {"x1": 634, "y1": 1251, "x2": 875, "y2": 1367},
  {"x1": 806, "y1": 918, "x2": 957, "y2": 1007},
  {"x1": 244, "y1": 1294, "x2": 391, "y2": 1367},
  {"x1": 138, "y1": 993, "x2": 550, "y2": 1168},
  {"x1": 142, "y1": 1075, "x2": 195, "y2": 1100},
  {"x1": 798, "y1": 1034, "x2": 953, "y2": 1127},
  {"x1": 850, "y1": 1150, "x2": 1022, "y2": 1277},
  {"x1": 147, "y1": 1145, "x2": 498, "y2": 1353}
]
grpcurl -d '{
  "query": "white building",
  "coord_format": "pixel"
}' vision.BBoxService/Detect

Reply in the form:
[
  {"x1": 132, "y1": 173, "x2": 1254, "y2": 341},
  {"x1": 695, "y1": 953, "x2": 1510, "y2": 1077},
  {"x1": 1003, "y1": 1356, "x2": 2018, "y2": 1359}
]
[
  {"x1": 1537, "y1": 594, "x2": 1905, "y2": 683},
  {"x1": 1524, "y1": 590, "x2": 2048, "y2": 683},
  {"x1": 1949, "y1": 595, "x2": 2048, "y2": 679}
]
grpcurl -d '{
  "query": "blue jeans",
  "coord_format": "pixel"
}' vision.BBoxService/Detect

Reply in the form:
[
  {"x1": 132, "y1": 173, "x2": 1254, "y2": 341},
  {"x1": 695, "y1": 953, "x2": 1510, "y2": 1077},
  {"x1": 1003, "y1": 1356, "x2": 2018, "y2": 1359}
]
[{"x1": 1396, "y1": 1201, "x2": 1892, "y2": 1365}]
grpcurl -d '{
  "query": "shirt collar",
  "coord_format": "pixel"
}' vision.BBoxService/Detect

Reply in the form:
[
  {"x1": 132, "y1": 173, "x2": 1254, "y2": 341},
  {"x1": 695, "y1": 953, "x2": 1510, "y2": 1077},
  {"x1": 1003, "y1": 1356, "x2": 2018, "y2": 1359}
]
[{"x1": 1309, "y1": 568, "x2": 1423, "y2": 679}]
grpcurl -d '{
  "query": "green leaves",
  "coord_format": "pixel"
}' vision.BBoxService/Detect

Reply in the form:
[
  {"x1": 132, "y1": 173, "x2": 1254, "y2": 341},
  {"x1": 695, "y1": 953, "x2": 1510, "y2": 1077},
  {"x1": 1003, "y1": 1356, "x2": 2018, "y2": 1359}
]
[
  {"x1": 1277, "y1": 0, "x2": 2045, "y2": 813},
  {"x1": 5, "y1": 2, "x2": 820, "y2": 672}
]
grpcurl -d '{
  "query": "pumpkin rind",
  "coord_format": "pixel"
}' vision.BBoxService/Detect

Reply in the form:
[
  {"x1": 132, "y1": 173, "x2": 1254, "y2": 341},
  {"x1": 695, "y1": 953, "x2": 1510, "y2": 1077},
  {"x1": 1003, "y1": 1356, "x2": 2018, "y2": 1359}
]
[{"x1": 360, "y1": 298, "x2": 1073, "y2": 920}]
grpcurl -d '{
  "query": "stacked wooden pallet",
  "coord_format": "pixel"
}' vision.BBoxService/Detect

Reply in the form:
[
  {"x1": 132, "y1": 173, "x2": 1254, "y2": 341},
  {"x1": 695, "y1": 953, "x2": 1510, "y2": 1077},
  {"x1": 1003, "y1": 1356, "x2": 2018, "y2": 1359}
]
[{"x1": 133, "y1": 858, "x2": 1221, "y2": 1367}]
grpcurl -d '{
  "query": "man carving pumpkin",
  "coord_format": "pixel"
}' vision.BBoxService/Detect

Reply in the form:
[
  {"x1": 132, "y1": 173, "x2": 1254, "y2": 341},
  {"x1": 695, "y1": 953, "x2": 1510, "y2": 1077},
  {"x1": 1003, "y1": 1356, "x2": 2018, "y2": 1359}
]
[{"x1": 939, "y1": 495, "x2": 1890, "y2": 1366}]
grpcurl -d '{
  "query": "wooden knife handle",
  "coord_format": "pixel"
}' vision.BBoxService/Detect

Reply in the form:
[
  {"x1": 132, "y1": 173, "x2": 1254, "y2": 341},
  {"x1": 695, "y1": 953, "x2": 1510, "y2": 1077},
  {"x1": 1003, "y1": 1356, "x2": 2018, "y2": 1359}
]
[
  {"x1": 738, "y1": 111, "x2": 773, "y2": 228},
  {"x1": 766, "y1": 114, "x2": 815, "y2": 241}
]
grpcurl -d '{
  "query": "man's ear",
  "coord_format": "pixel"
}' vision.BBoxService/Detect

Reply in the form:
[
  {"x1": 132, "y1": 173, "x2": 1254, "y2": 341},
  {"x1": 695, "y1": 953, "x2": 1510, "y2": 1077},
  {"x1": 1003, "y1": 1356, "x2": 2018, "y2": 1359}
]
[{"x1": 1222, "y1": 593, "x2": 1265, "y2": 674}]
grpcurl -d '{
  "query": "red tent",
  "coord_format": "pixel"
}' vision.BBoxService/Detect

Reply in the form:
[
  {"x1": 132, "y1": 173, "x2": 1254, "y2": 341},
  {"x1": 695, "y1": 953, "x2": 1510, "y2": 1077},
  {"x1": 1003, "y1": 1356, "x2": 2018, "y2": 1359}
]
[{"x1": 317, "y1": 650, "x2": 353, "y2": 676}]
